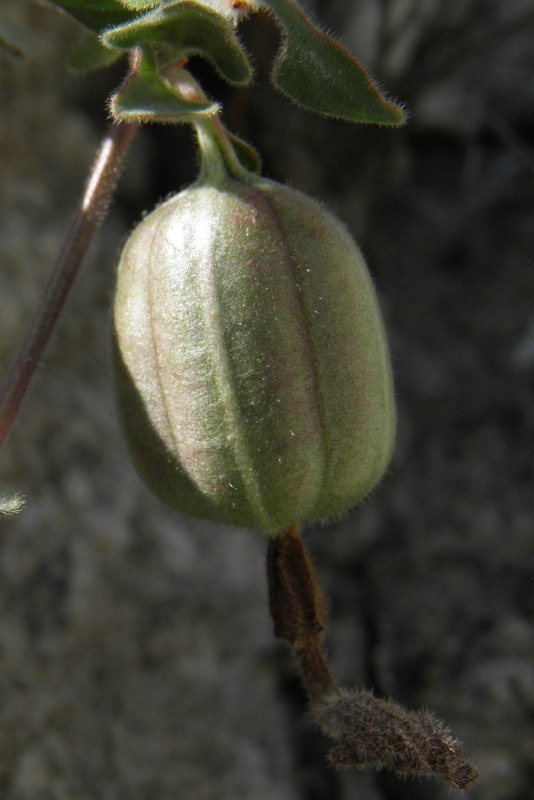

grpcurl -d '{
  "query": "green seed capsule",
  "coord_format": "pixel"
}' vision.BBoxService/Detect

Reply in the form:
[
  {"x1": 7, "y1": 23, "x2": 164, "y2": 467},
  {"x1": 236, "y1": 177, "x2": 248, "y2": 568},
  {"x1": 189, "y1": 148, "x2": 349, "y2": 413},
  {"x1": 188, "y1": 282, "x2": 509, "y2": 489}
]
[{"x1": 113, "y1": 176, "x2": 395, "y2": 533}]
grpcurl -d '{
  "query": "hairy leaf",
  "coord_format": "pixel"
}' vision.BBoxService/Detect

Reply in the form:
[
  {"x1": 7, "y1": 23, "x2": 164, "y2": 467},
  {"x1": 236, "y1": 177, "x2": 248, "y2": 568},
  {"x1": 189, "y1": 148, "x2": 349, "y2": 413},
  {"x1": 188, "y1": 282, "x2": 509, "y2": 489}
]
[
  {"x1": 45, "y1": 0, "x2": 138, "y2": 32},
  {"x1": 110, "y1": 49, "x2": 218, "y2": 122},
  {"x1": 262, "y1": 0, "x2": 406, "y2": 125},
  {"x1": 69, "y1": 30, "x2": 124, "y2": 70},
  {"x1": 0, "y1": 488, "x2": 24, "y2": 516},
  {"x1": 120, "y1": 0, "x2": 250, "y2": 23},
  {"x1": 227, "y1": 131, "x2": 261, "y2": 173},
  {"x1": 118, "y1": 0, "x2": 161, "y2": 10},
  {"x1": 104, "y1": 3, "x2": 251, "y2": 85}
]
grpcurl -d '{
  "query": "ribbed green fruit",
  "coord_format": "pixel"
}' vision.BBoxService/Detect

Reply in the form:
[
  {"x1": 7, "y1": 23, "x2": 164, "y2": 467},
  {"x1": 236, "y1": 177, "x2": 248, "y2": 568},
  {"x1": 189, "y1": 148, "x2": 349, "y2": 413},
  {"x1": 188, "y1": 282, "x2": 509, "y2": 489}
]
[{"x1": 113, "y1": 177, "x2": 395, "y2": 532}]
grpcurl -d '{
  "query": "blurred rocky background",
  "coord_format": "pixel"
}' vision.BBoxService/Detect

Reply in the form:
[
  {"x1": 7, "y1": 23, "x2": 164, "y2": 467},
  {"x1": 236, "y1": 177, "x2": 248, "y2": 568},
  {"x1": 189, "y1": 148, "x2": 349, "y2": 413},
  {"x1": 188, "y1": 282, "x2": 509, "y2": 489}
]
[{"x1": 1, "y1": 0, "x2": 533, "y2": 798}]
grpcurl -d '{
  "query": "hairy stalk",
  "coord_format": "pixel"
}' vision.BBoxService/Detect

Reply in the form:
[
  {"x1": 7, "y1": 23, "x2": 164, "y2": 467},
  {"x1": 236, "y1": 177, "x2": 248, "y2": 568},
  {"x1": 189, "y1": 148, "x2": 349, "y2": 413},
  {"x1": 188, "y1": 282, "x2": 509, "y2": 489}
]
[
  {"x1": 267, "y1": 525, "x2": 479, "y2": 790},
  {"x1": 0, "y1": 121, "x2": 137, "y2": 446},
  {"x1": 267, "y1": 523, "x2": 337, "y2": 702}
]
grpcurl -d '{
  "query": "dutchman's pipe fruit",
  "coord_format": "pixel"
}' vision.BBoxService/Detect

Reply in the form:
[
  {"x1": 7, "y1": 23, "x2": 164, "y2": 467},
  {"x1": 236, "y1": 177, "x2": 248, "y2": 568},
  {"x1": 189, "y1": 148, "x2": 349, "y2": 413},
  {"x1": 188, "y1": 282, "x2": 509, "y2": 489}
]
[{"x1": 113, "y1": 176, "x2": 395, "y2": 532}]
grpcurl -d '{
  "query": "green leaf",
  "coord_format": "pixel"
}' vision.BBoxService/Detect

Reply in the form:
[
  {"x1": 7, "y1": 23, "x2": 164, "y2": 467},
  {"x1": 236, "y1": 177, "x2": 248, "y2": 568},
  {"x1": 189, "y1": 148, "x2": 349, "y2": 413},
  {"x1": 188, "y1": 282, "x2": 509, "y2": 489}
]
[
  {"x1": 104, "y1": 3, "x2": 252, "y2": 85},
  {"x1": 119, "y1": 0, "x2": 240, "y2": 22},
  {"x1": 110, "y1": 49, "x2": 219, "y2": 122},
  {"x1": 0, "y1": 488, "x2": 24, "y2": 516},
  {"x1": 45, "y1": 0, "x2": 139, "y2": 33},
  {"x1": 227, "y1": 130, "x2": 261, "y2": 173},
  {"x1": 69, "y1": 30, "x2": 124, "y2": 70},
  {"x1": 262, "y1": 0, "x2": 406, "y2": 125},
  {"x1": 118, "y1": 0, "x2": 161, "y2": 10}
]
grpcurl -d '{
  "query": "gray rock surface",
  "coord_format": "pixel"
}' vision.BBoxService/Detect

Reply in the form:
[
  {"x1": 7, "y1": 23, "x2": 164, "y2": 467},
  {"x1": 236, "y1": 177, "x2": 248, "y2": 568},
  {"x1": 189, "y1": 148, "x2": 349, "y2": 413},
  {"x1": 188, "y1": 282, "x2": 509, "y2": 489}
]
[{"x1": 1, "y1": 1, "x2": 533, "y2": 798}]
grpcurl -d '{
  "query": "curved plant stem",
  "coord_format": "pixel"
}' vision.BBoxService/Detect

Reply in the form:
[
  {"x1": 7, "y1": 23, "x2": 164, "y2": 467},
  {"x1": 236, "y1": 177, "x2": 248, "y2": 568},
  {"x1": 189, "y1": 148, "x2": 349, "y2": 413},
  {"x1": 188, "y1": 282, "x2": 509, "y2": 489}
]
[{"x1": 0, "y1": 121, "x2": 137, "y2": 446}]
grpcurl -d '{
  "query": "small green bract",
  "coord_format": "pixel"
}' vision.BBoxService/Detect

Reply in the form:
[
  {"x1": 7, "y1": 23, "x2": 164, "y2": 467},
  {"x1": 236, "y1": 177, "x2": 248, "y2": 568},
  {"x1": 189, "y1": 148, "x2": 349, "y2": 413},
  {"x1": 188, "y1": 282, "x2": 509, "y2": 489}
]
[{"x1": 113, "y1": 175, "x2": 395, "y2": 532}]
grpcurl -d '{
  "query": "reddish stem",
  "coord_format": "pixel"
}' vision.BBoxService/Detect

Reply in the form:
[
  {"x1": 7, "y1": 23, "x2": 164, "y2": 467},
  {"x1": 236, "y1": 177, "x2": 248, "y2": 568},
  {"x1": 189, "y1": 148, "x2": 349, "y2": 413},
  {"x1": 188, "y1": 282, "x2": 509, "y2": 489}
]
[
  {"x1": 0, "y1": 121, "x2": 137, "y2": 446},
  {"x1": 267, "y1": 524, "x2": 338, "y2": 702}
]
